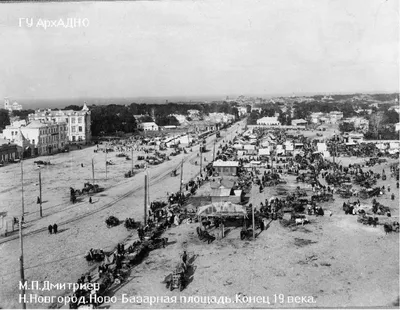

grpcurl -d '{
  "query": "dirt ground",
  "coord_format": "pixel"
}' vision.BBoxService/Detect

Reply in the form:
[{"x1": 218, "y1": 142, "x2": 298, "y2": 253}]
[
  {"x1": 107, "y1": 157, "x2": 399, "y2": 309},
  {"x1": 0, "y1": 122, "x2": 398, "y2": 309},
  {"x1": 0, "y1": 121, "x2": 245, "y2": 309}
]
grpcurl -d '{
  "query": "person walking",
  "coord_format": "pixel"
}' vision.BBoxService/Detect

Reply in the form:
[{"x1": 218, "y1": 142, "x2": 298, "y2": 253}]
[
  {"x1": 181, "y1": 251, "x2": 188, "y2": 272},
  {"x1": 48, "y1": 224, "x2": 53, "y2": 234},
  {"x1": 89, "y1": 197, "x2": 92, "y2": 204},
  {"x1": 53, "y1": 223, "x2": 58, "y2": 234}
]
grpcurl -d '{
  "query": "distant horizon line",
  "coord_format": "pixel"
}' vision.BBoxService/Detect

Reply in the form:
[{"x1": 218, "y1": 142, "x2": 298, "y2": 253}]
[{"x1": 3, "y1": 90, "x2": 399, "y2": 105}]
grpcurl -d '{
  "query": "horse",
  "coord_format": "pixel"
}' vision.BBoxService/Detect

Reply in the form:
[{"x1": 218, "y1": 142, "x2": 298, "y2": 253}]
[{"x1": 384, "y1": 224, "x2": 393, "y2": 235}]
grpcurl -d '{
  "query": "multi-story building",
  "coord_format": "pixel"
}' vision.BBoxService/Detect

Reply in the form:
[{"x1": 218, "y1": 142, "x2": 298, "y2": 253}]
[
  {"x1": 28, "y1": 103, "x2": 91, "y2": 144},
  {"x1": 329, "y1": 111, "x2": 344, "y2": 124},
  {"x1": 3, "y1": 120, "x2": 68, "y2": 156},
  {"x1": 4, "y1": 97, "x2": 23, "y2": 112}
]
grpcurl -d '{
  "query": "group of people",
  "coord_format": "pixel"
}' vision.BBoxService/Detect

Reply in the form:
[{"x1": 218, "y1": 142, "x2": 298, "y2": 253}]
[{"x1": 48, "y1": 223, "x2": 58, "y2": 234}]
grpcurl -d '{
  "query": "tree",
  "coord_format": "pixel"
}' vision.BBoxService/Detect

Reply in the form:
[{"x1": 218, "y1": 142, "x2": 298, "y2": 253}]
[
  {"x1": 156, "y1": 115, "x2": 180, "y2": 126},
  {"x1": 367, "y1": 112, "x2": 385, "y2": 139},
  {"x1": 62, "y1": 105, "x2": 82, "y2": 111},
  {"x1": 0, "y1": 109, "x2": 10, "y2": 130},
  {"x1": 11, "y1": 109, "x2": 35, "y2": 121},
  {"x1": 90, "y1": 105, "x2": 137, "y2": 136},
  {"x1": 339, "y1": 122, "x2": 355, "y2": 133},
  {"x1": 247, "y1": 111, "x2": 260, "y2": 125},
  {"x1": 140, "y1": 115, "x2": 154, "y2": 122},
  {"x1": 383, "y1": 110, "x2": 399, "y2": 124}
]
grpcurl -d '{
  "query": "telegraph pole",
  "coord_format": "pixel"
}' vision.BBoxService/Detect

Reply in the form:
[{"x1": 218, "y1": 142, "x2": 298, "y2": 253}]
[
  {"x1": 179, "y1": 159, "x2": 184, "y2": 194},
  {"x1": 39, "y1": 169, "x2": 43, "y2": 217},
  {"x1": 147, "y1": 168, "x2": 150, "y2": 209},
  {"x1": 199, "y1": 145, "x2": 203, "y2": 176},
  {"x1": 92, "y1": 158, "x2": 95, "y2": 184},
  {"x1": 19, "y1": 151, "x2": 26, "y2": 309},
  {"x1": 213, "y1": 139, "x2": 216, "y2": 162},
  {"x1": 252, "y1": 202, "x2": 255, "y2": 240},
  {"x1": 144, "y1": 174, "x2": 148, "y2": 225},
  {"x1": 105, "y1": 150, "x2": 108, "y2": 180},
  {"x1": 20, "y1": 154, "x2": 25, "y2": 217},
  {"x1": 131, "y1": 148, "x2": 133, "y2": 172},
  {"x1": 19, "y1": 215, "x2": 26, "y2": 309}
]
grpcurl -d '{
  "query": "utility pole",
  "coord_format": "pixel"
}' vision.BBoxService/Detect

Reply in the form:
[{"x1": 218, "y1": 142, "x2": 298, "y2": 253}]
[
  {"x1": 144, "y1": 174, "x2": 148, "y2": 225},
  {"x1": 199, "y1": 145, "x2": 203, "y2": 176},
  {"x1": 105, "y1": 150, "x2": 108, "y2": 180},
  {"x1": 39, "y1": 169, "x2": 43, "y2": 217},
  {"x1": 20, "y1": 154, "x2": 25, "y2": 217},
  {"x1": 92, "y1": 158, "x2": 95, "y2": 184},
  {"x1": 131, "y1": 148, "x2": 133, "y2": 172},
  {"x1": 252, "y1": 202, "x2": 255, "y2": 240},
  {"x1": 19, "y1": 151, "x2": 26, "y2": 309},
  {"x1": 179, "y1": 159, "x2": 184, "y2": 194},
  {"x1": 147, "y1": 169, "x2": 150, "y2": 209},
  {"x1": 19, "y1": 215, "x2": 26, "y2": 309},
  {"x1": 213, "y1": 139, "x2": 216, "y2": 162}
]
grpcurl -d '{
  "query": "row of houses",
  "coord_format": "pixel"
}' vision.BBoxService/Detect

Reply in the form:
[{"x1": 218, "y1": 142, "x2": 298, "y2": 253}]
[
  {"x1": 310, "y1": 111, "x2": 344, "y2": 124},
  {"x1": 2, "y1": 120, "x2": 69, "y2": 157},
  {"x1": 28, "y1": 104, "x2": 92, "y2": 143}
]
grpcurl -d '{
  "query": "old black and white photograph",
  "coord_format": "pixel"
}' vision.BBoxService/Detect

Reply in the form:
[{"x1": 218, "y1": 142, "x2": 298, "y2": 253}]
[{"x1": 0, "y1": 0, "x2": 399, "y2": 309}]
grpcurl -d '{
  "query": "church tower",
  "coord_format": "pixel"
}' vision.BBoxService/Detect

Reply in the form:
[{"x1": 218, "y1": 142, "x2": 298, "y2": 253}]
[{"x1": 4, "y1": 97, "x2": 10, "y2": 110}]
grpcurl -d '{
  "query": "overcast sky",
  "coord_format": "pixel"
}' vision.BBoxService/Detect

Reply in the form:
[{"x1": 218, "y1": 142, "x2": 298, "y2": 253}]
[{"x1": 0, "y1": 0, "x2": 398, "y2": 101}]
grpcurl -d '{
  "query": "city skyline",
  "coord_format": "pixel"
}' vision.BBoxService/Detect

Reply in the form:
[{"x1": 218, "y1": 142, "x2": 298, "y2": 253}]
[{"x1": 0, "y1": 0, "x2": 398, "y2": 101}]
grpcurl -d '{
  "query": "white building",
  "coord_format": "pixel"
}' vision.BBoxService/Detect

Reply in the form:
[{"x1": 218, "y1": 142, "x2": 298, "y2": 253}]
[
  {"x1": 256, "y1": 117, "x2": 281, "y2": 126},
  {"x1": 138, "y1": 122, "x2": 159, "y2": 131},
  {"x1": 310, "y1": 112, "x2": 325, "y2": 124},
  {"x1": 329, "y1": 111, "x2": 344, "y2": 124},
  {"x1": 29, "y1": 103, "x2": 91, "y2": 144},
  {"x1": 3, "y1": 120, "x2": 68, "y2": 156},
  {"x1": 291, "y1": 119, "x2": 308, "y2": 127},
  {"x1": 237, "y1": 107, "x2": 248, "y2": 116}
]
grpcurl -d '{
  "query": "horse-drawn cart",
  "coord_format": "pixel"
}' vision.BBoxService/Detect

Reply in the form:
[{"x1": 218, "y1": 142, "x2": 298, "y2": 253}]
[{"x1": 165, "y1": 265, "x2": 186, "y2": 291}]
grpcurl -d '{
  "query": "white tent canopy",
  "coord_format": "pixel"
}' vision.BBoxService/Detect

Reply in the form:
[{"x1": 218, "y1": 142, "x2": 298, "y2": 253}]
[{"x1": 197, "y1": 202, "x2": 247, "y2": 217}]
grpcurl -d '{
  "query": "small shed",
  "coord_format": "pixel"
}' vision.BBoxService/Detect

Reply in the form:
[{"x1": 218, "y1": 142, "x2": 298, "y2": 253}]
[{"x1": 213, "y1": 160, "x2": 239, "y2": 176}]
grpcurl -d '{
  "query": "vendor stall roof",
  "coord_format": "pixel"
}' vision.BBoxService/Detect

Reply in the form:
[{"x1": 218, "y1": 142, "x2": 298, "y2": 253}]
[
  {"x1": 197, "y1": 201, "x2": 247, "y2": 217},
  {"x1": 258, "y1": 148, "x2": 270, "y2": 155},
  {"x1": 213, "y1": 160, "x2": 239, "y2": 167}
]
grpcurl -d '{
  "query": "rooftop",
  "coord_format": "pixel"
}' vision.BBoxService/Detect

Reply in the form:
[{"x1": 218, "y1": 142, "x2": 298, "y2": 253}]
[{"x1": 213, "y1": 160, "x2": 239, "y2": 167}]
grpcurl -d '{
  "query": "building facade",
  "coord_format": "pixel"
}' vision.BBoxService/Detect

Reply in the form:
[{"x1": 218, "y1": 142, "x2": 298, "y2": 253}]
[
  {"x1": 28, "y1": 104, "x2": 91, "y2": 143},
  {"x1": 212, "y1": 160, "x2": 239, "y2": 176},
  {"x1": 329, "y1": 111, "x2": 344, "y2": 124},
  {"x1": 256, "y1": 117, "x2": 281, "y2": 126},
  {"x1": 3, "y1": 120, "x2": 68, "y2": 156},
  {"x1": 138, "y1": 122, "x2": 159, "y2": 131}
]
